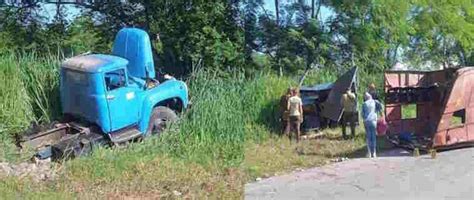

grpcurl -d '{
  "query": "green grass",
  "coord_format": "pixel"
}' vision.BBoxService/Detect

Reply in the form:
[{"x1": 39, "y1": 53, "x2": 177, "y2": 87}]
[
  {"x1": 244, "y1": 129, "x2": 366, "y2": 181},
  {"x1": 0, "y1": 55, "x2": 34, "y2": 136},
  {"x1": 0, "y1": 54, "x2": 61, "y2": 162},
  {"x1": 0, "y1": 53, "x2": 385, "y2": 198},
  {"x1": 0, "y1": 54, "x2": 287, "y2": 197},
  {"x1": 402, "y1": 104, "x2": 417, "y2": 119}
]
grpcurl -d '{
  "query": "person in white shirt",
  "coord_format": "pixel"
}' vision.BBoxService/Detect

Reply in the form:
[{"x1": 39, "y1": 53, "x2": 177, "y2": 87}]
[{"x1": 285, "y1": 88, "x2": 303, "y2": 142}]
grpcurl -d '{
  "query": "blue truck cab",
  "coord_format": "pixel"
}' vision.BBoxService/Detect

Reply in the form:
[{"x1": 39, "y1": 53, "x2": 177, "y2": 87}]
[{"x1": 59, "y1": 28, "x2": 189, "y2": 143}]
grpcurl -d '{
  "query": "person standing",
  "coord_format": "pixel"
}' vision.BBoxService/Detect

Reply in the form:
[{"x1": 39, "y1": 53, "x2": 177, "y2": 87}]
[
  {"x1": 285, "y1": 88, "x2": 303, "y2": 142},
  {"x1": 340, "y1": 88, "x2": 357, "y2": 139},
  {"x1": 280, "y1": 88, "x2": 292, "y2": 135},
  {"x1": 362, "y1": 92, "x2": 383, "y2": 158}
]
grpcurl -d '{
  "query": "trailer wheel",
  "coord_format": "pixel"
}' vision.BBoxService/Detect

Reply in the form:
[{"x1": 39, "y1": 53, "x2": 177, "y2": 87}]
[{"x1": 146, "y1": 106, "x2": 178, "y2": 136}]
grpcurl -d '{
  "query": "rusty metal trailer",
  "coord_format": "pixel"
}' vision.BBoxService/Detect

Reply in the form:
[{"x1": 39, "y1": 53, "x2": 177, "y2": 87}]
[{"x1": 384, "y1": 67, "x2": 474, "y2": 150}]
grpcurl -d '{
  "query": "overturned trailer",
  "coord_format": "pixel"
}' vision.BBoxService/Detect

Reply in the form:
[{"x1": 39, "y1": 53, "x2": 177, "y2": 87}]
[
  {"x1": 300, "y1": 67, "x2": 359, "y2": 132},
  {"x1": 384, "y1": 67, "x2": 474, "y2": 150}
]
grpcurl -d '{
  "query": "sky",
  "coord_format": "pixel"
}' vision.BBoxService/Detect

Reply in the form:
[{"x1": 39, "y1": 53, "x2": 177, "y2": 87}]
[
  {"x1": 42, "y1": 3, "x2": 81, "y2": 22},
  {"x1": 263, "y1": 0, "x2": 277, "y2": 13}
]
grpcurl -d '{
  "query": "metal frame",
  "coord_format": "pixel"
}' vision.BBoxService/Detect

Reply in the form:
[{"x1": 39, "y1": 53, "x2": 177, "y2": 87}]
[{"x1": 384, "y1": 67, "x2": 474, "y2": 149}]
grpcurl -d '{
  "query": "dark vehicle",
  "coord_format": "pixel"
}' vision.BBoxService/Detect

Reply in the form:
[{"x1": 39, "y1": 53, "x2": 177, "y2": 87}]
[
  {"x1": 384, "y1": 67, "x2": 474, "y2": 150},
  {"x1": 300, "y1": 67, "x2": 359, "y2": 132}
]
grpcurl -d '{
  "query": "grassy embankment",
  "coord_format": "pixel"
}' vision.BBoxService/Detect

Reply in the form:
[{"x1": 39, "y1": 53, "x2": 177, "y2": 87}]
[
  {"x1": 243, "y1": 67, "x2": 385, "y2": 180},
  {"x1": 0, "y1": 54, "x2": 383, "y2": 198}
]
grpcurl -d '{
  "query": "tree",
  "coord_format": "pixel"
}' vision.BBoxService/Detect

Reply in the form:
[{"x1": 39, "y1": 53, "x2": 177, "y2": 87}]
[
  {"x1": 2, "y1": 0, "x2": 474, "y2": 73},
  {"x1": 407, "y1": 0, "x2": 474, "y2": 68},
  {"x1": 243, "y1": 0, "x2": 263, "y2": 66},
  {"x1": 0, "y1": 2, "x2": 49, "y2": 54},
  {"x1": 64, "y1": 16, "x2": 104, "y2": 54}
]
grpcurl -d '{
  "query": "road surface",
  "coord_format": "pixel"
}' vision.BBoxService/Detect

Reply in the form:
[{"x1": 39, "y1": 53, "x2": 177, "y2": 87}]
[{"x1": 245, "y1": 148, "x2": 474, "y2": 200}]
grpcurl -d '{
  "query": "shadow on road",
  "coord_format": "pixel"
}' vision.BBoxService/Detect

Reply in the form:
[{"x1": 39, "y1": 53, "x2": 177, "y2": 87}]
[{"x1": 344, "y1": 136, "x2": 413, "y2": 158}]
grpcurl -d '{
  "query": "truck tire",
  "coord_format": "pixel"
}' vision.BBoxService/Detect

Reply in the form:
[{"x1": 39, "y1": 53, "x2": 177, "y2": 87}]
[{"x1": 146, "y1": 106, "x2": 178, "y2": 136}]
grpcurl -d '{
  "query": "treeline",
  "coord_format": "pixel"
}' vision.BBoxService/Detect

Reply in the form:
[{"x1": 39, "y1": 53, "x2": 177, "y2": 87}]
[{"x1": 1, "y1": 0, "x2": 473, "y2": 75}]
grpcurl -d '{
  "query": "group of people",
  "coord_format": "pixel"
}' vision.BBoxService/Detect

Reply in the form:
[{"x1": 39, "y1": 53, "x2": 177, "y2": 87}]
[{"x1": 280, "y1": 83, "x2": 384, "y2": 158}]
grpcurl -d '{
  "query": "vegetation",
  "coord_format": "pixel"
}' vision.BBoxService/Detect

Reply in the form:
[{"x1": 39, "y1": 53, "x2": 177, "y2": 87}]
[
  {"x1": 245, "y1": 129, "x2": 365, "y2": 180},
  {"x1": 0, "y1": 53, "x2": 331, "y2": 198},
  {"x1": 1, "y1": 1, "x2": 473, "y2": 72},
  {"x1": 0, "y1": 52, "x2": 370, "y2": 197},
  {"x1": 1, "y1": 0, "x2": 473, "y2": 198},
  {"x1": 402, "y1": 104, "x2": 418, "y2": 119}
]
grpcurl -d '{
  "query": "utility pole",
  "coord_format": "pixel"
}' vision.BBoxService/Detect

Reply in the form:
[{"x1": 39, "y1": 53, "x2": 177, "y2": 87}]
[{"x1": 275, "y1": 0, "x2": 279, "y2": 24}]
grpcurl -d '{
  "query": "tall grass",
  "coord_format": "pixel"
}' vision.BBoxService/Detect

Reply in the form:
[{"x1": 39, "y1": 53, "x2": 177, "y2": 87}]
[
  {"x1": 0, "y1": 54, "x2": 61, "y2": 135},
  {"x1": 163, "y1": 70, "x2": 248, "y2": 165},
  {"x1": 0, "y1": 54, "x2": 61, "y2": 161},
  {"x1": 0, "y1": 55, "x2": 33, "y2": 134},
  {"x1": 18, "y1": 55, "x2": 61, "y2": 122},
  {"x1": 0, "y1": 53, "x2": 384, "y2": 161},
  {"x1": 0, "y1": 53, "x2": 387, "y2": 197},
  {"x1": 0, "y1": 54, "x2": 291, "y2": 164}
]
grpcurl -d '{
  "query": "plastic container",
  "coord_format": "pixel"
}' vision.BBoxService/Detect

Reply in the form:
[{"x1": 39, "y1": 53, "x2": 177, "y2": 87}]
[{"x1": 376, "y1": 116, "x2": 388, "y2": 136}]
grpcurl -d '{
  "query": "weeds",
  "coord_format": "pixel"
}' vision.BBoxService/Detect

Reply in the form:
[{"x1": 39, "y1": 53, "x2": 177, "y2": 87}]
[
  {"x1": 0, "y1": 53, "x2": 383, "y2": 198},
  {"x1": 0, "y1": 54, "x2": 61, "y2": 135},
  {"x1": 0, "y1": 55, "x2": 34, "y2": 135}
]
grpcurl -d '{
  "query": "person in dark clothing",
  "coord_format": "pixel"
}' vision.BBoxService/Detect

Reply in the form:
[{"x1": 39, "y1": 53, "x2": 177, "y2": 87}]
[{"x1": 280, "y1": 88, "x2": 292, "y2": 135}]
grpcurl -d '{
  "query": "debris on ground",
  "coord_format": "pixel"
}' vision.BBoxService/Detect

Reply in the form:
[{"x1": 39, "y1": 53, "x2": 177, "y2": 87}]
[
  {"x1": 295, "y1": 168, "x2": 304, "y2": 172},
  {"x1": 172, "y1": 190, "x2": 182, "y2": 196},
  {"x1": 301, "y1": 132, "x2": 324, "y2": 140},
  {"x1": 0, "y1": 158, "x2": 56, "y2": 182},
  {"x1": 330, "y1": 157, "x2": 349, "y2": 163}
]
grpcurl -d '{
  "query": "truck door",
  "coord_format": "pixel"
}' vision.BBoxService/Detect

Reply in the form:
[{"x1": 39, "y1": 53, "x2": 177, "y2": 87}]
[{"x1": 104, "y1": 68, "x2": 140, "y2": 131}]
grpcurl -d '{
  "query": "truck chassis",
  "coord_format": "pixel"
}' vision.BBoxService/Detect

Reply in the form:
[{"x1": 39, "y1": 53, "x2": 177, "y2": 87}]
[{"x1": 17, "y1": 122, "x2": 109, "y2": 160}]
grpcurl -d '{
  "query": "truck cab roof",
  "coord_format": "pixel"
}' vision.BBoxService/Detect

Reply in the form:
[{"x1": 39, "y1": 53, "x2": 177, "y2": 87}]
[{"x1": 62, "y1": 54, "x2": 129, "y2": 73}]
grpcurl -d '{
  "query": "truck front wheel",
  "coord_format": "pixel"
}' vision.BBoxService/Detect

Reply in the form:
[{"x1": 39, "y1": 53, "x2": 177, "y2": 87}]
[{"x1": 146, "y1": 106, "x2": 178, "y2": 136}]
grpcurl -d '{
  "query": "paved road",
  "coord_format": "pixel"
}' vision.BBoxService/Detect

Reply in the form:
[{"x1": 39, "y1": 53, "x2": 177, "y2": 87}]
[{"x1": 245, "y1": 148, "x2": 474, "y2": 200}]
